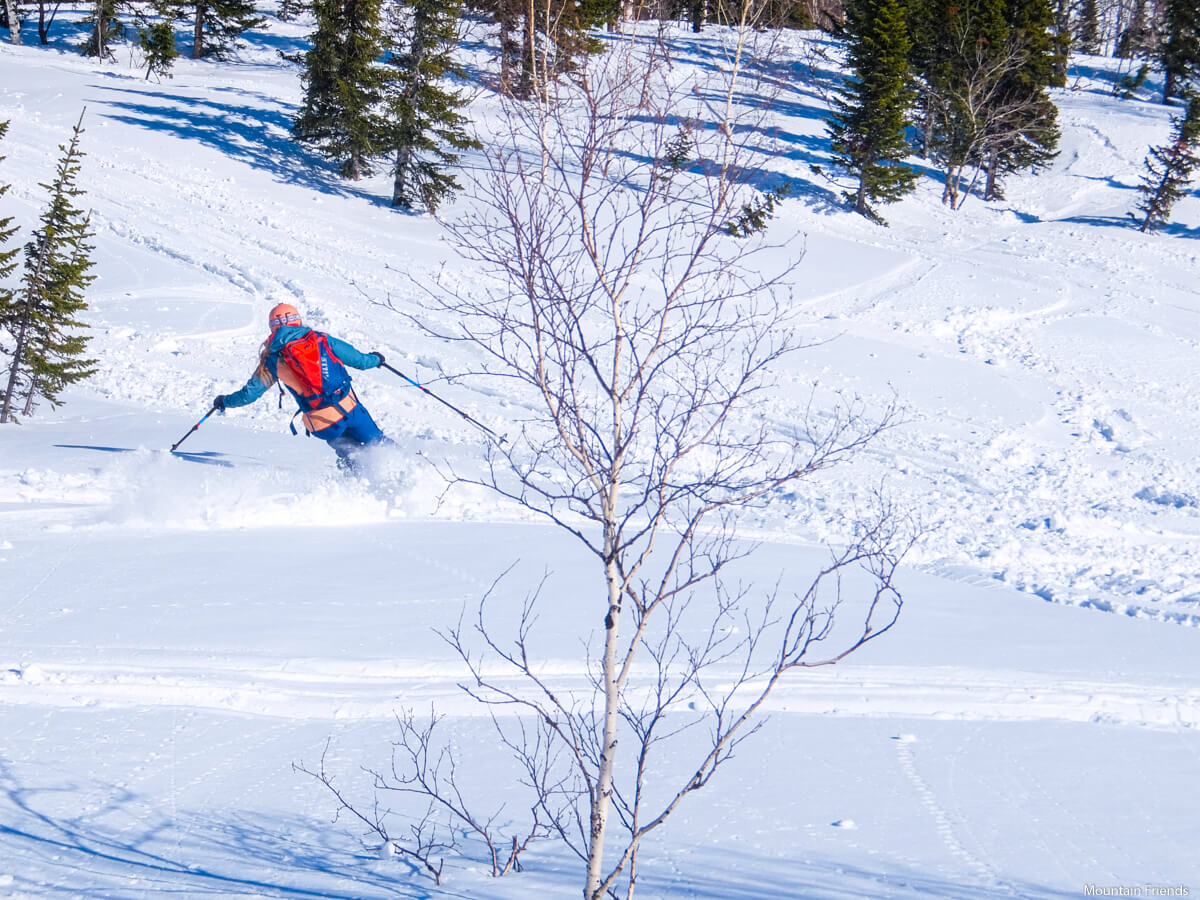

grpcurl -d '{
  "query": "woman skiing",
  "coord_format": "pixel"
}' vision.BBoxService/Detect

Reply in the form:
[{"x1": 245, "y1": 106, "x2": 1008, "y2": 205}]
[{"x1": 214, "y1": 303, "x2": 389, "y2": 471}]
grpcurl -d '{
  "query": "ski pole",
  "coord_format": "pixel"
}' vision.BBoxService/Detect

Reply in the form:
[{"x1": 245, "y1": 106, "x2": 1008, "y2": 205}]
[
  {"x1": 381, "y1": 363, "x2": 504, "y2": 444},
  {"x1": 170, "y1": 405, "x2": 218, "y2": 453}
]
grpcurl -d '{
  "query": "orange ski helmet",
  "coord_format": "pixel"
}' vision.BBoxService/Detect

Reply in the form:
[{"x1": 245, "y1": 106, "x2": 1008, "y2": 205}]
[{"x1": 268, "y1": 302, "x2": 302, "y2": 332}]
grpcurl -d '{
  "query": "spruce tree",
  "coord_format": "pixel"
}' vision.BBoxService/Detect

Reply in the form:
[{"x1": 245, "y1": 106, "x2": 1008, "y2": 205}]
[
  {"x1": 0, "y1": 113, "x2": 97, "y2": 424},
  {"x1": 1161, "y1": 0, "x2": 1200, "y2": 103},
  {"x1": 383, "y1": 0, "x2": 479, "y2": 213},
  {"x1": 292, "y1": 0, "x2": 388, "y2": 180},
  {"x1": 520, "y1": 0, "x2": 614, "y2": 96},
  {"x1": 910, "y1": 0, "x2": 1060, "y2": 207},
  {"x1": 191, "y1": 0, "x2": 263, "y2": 59},
  {"x1": 982, "y1": 0, "x2": 1061, "y2": 200},
  {"x1": 1135, "y1": 90, "x2": 1200, "y2": 232},
  {"x1": 1050, "y1": 0, "x2": 1070, "y2": 84},
  {"x1": 277, "y1": 0, "x2": 310, "y2": 21},
  {"x1": 81, "y1": 0, "x2": 121, "y2": 58},
  {"x1": 137, "y1": 0, "x2": 179, "y2": 79},
  {"x1": 0, "y1": 122, "x2": 21, "y2": 334},
  {"x1": 907, "y1": 0, "x2": 949, "y2": 157},
  {"x1": 827, "y1": 0, "x2": 918, "y2": 222},
  {"x1": 917, "y1": 0, "x2": 1013, "y2": 207},
  {"x1": 1076, "y1": 0, "x2": 1099, "y2": 54}
]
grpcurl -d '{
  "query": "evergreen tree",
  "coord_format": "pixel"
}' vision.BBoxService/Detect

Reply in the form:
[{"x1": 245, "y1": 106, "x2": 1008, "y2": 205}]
[
  {"x1": 982, "y1": 0, "x2": 1061, "y2": 200},
  {"x1": 1050, "y1": 0, "x2": 1070, "y2": 84},
  {"x1": 0, "y1": 113, "x2": 97, "y2": 424},
  {"x1": 137, "y1": 0, "x2": 179, "y2": 79},
  {"x1": 277, "y1": 0, "x2": 310, "y2": 21},
  {"x1": 81, "y1": 0, "x2": 121, "y2": 58},
  {"x1": 1076, "y1": 0, "x2": 1099, "y2": 54},
  {"x1": 1161, "y1": 0, "x2": 1200, "y2": 103},
  {"x1": 536, "y1": 0, "x2": 616, "y2": 88},
  {"x1": 383, "y1": 0, "x2": 479, "y2": 213},
  {"x1": 1135, "y1": 90, "x2": 1200, "y2": 232},
  {"x1": 918, "y1": 0, "x2": 1013, "y2": 207},
  {"x1": 907, "y1": 0, "x2": 949, "y2": 157},
  {"x1": 910, "y1": 0, "x2": 1059, "y2": 207},
  {"x1": 140, "y1": 21, "x2": 178, "y2": 78},
  {"x1": 828, "y1": 0, "x2": 918, "y2": 222},
  {"x1": 191, "y1": 0, "x2": 264, "y2": 59},
  {"x1": 0, "y1": 123, "x2": 21, "y2": 335},
  {"x1": 724, "y1": 182, "x2": 794, "y2": 236},
  {"x1": 292, "y1": 0, "x2": 389, "y2": 180}
]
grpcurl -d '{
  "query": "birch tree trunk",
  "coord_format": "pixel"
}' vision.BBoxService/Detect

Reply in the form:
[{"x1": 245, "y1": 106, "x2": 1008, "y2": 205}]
[
  {"x1": 585, "y1": 538, "x2": 624, "y2": 899},
  {"x1": 5, "y1": 0, "x2": 21, "y2": 44}
]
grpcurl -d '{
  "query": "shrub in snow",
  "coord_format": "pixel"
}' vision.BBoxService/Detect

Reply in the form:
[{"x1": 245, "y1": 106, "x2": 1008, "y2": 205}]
[{"x1": 316, "y1": 24, "x2": 912, "y2": 900}]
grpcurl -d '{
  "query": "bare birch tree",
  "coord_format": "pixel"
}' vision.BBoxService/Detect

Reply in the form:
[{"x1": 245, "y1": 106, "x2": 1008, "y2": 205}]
[
  {"x1": 924, "y1": 23, "x2": 1044, "y2": 208},
  {"x1": 329, "y1": 23, "x2": 910, "y2": 900}
]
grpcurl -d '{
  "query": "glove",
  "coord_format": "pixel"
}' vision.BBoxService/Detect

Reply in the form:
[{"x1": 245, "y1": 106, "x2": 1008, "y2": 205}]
[
  {"x1": 370, "y1": 351, "x2": 385, "y2": 367},
  {"x1": 213, "y1": 395, "x2": 226, "y2": 412}
]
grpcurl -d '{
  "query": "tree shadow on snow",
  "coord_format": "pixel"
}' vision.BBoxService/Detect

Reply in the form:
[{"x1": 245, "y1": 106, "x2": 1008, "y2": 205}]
[
  {"x1": 1041, "y1": 212, "x2": 1200, "y2": 235},
  {"x1": 89, "y1": 83, "x2": 390, "y2": 207},
  {"x1": 1159, "y1": 220, "x2": 1200, "y2": 238},
  {"x1": 0, "y1": 760, "x2": 1089, "y2": 899},
  {"x1": 1054, "y1": 214, "x2": 1138, "y2": 228},
  {"x1": 610, "y1": 108, "x2": 845, "y2": 214},
  {"x1": 634, "y1": 845, "x2": 1083, "y2": 900},
  {"x1": 0, "y1": 761, "x2": 431, "y2": 898},
  {"x1": 1065, "y1": 61, "x2": 1122, "y2": 92}
]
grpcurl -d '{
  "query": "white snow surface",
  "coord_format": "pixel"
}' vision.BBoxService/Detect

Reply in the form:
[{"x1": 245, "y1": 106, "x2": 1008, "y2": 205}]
[{"x1": 1, "y1": 11, "x2": 1199, "y2": 900}]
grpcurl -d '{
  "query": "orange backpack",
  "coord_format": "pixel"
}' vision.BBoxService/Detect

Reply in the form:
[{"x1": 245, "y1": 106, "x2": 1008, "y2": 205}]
[{"x1": 278, "y1": 330, "x2": 351, "y2": 411}]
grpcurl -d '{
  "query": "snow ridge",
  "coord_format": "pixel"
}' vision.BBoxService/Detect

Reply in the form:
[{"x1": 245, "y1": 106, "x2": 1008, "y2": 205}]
[{"x1": 3, "y1": 659, "x2": 1195, "y2": 731}]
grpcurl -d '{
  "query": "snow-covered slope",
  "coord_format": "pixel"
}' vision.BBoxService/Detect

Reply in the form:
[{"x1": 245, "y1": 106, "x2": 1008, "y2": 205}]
[{"x1": 1, "y1": 12, "x2": 1198, "y2": 899}]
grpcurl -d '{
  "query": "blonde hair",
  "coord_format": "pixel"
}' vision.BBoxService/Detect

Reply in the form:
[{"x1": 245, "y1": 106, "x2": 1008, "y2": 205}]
[{"x1": 255, "y1": 339, "x2": 277, "y2": 386}]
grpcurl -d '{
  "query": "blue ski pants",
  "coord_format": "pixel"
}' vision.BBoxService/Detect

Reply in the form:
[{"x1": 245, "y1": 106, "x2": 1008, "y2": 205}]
[{"x1": 312, "y1": 403, "x2": 389, "y2": 471}]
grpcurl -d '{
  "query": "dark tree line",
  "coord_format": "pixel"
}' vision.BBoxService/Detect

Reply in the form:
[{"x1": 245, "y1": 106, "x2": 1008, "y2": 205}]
[
  {"x1": 3, "y1": 0, "x2": 1194, "y2": 223},
  {"x1": 2, "y1": 0, "x2": 66, "y2": 44},
  {"x1": 1054, "y1": 0, "x2": 1200, "y2": 104},
  {"x1": 828, "y1": 0, "x2": 1062, "y2": 219},
  {"x1": 3, "y1": 0, "x2": 260, "y2": 65},
  {"x1": 472, "y1": 0, "x2": 617, "y2": 99},
  {"x1": 1160, "y1": 0, "x2": 1200, "y2": 102},
  {"x1": 291, "y1": 0, "x2": 477, "y2": 212}
]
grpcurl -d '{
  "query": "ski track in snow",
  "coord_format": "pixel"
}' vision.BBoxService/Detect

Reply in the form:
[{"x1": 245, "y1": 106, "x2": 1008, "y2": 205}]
[
  {"x1": 773, "y1": 203, "x2": 1200, "y2": 626},
  {"x1": 2, "y1": 659, "x2": 1196, "y2": 732},
  {"x1": 3, "y1": 34, "x2": 1200, "y2": 626}
]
